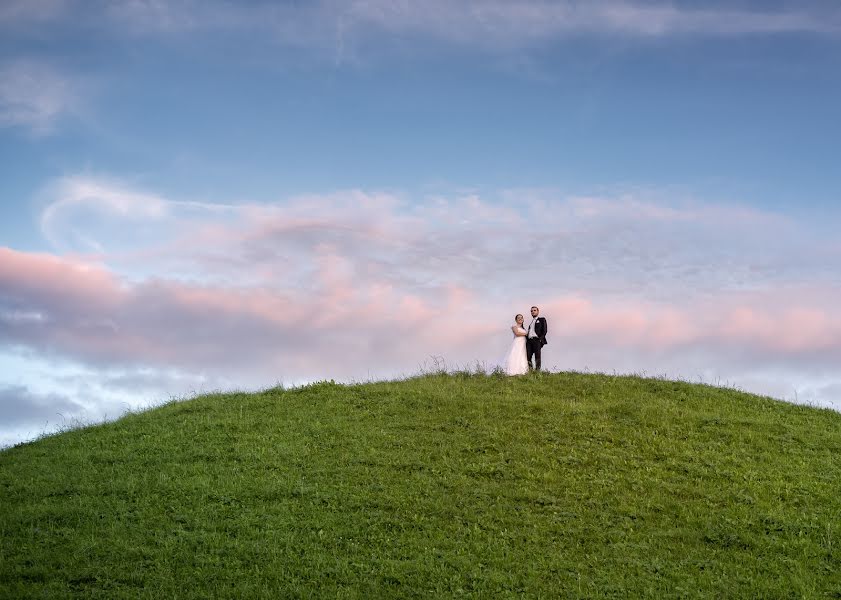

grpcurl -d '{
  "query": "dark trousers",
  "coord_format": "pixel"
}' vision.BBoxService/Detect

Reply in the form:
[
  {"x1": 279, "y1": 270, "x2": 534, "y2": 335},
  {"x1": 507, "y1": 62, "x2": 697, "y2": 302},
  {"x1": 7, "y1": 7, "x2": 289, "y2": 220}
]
[{"x1": 526, "y1": 337, "x2": 542, "y2": 371}]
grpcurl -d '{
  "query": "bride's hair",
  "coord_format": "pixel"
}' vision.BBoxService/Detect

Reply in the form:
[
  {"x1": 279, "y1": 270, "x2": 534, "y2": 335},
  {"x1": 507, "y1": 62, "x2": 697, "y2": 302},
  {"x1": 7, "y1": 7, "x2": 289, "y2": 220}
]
[{"x1": 515, "y1": 314, "x2": 523, "y2": 321}]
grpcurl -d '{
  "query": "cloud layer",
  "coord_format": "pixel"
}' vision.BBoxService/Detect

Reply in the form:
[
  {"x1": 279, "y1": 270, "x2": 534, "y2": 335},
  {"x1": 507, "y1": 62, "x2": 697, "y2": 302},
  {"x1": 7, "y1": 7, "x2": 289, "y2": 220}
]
[
  {"x1": 3, "y1": 177, "x2": 841, "y2": 417},
  {"x1": 5, "y1": 2, "x2": 841, "y2": 54}
]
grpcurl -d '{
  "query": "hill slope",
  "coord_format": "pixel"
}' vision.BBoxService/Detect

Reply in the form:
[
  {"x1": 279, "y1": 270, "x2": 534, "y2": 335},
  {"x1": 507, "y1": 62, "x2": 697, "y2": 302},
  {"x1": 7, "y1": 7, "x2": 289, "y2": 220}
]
[{"x1": 1, "y1": 372, "x2": 840, "y2": 598}]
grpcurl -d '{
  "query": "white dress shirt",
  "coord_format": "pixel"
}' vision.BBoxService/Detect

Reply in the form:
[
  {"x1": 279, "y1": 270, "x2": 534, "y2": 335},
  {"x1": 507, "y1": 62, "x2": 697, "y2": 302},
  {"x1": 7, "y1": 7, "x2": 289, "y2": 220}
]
[{"x1": 528, "y1": 317, "x2": 538, "y2": 338}]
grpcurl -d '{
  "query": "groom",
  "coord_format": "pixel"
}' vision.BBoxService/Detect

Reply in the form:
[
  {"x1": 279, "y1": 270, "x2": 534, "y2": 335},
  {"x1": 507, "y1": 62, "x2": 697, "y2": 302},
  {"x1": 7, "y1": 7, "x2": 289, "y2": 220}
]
[{"x1": 526, "y1": 306, "x2": 548, "y2": 371}]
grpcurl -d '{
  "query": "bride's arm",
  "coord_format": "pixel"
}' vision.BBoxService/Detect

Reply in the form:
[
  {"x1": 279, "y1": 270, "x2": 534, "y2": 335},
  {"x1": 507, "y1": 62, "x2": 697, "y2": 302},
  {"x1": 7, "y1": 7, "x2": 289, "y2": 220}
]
[{"x1": 512, "y1": 325, "x2": 526, "y2": 337}]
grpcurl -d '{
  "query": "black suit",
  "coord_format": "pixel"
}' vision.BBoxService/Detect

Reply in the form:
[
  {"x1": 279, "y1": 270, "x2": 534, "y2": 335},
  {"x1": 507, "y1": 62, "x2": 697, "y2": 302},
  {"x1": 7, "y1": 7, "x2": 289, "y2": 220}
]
[{"x1": 526, "y1": 316, "x2": 548, "y2": 371}]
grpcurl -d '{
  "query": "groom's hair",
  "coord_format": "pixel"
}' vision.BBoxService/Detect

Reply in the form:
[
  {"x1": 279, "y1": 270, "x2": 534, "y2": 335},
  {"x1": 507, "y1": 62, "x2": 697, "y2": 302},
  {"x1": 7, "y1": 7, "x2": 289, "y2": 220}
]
[{"x1": 531, "y1": 306, "x2": 539, "y2": 310}]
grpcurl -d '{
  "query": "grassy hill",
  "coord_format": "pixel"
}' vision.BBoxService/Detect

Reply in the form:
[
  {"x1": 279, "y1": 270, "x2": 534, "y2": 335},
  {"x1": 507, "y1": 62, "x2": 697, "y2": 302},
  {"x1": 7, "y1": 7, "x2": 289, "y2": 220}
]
[{"x1": 1, "y1": 371, "x2": 840, "y2": 598}]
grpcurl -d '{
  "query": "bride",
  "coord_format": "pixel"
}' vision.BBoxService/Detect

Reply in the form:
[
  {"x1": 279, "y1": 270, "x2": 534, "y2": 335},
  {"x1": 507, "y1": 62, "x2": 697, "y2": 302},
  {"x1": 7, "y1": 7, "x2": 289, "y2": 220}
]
[{"x1": 502, "y1": 314, "x2": 529, "y2": 376}]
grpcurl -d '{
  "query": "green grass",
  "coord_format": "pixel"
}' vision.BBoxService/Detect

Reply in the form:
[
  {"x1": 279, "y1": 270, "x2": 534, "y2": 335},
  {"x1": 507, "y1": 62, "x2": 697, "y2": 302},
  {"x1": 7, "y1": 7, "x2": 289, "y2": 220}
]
[{"x1": 2, "y1": 371, "x2": 841, "y2": 598}]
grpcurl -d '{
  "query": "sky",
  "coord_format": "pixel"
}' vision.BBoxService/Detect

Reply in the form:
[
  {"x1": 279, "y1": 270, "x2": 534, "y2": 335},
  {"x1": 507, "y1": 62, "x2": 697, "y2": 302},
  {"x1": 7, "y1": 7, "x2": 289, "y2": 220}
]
[{"x1": 2, "y1": 0, "x2": 841, "y2": 446}]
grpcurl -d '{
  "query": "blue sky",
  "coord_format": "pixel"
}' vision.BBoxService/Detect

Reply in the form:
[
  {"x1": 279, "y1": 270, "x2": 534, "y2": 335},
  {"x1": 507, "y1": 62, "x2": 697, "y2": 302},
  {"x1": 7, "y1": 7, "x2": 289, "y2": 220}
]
[{"x1": 2, "y1": 0, "x2": 841, "y2": 446}]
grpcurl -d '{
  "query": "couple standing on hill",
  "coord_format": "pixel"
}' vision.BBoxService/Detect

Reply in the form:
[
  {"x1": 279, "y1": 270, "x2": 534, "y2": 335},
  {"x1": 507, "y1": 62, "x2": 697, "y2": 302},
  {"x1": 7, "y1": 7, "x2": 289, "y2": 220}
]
[{"x1": 502, "y1": 306, "x2": 548, "y2": 376}]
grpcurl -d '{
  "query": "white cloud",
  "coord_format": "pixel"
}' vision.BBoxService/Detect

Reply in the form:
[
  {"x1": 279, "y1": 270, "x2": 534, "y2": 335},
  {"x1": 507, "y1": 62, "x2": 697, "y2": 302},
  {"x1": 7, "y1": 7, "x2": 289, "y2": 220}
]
[
  {"x1": 0, "y1": 348, "x2": 227, "y2": 447},
  {"x1": 34, "y1": 176, "x2": 836, "y2": 299},
  {"x1": 4, "y1": 2, "x2": 838, "y2": 62},
  {"x1": 338, "y1": 0, "x2": 841, "y2": 45},
  {"x1": 40, "y1": 176, "x2": 171, "y2": 251},
  {"x1": 121, "y1": 0, "x2": 841, "y2": 58},
  {"x1": 0, "y1": 60, "x2": 78, "y2": 135},
  {"x1": 104, "y1": 0, "x2": 215, "y2": 33},
  {"x1": 0, "y1": 0, "x2": 66, "y2": 25},
  {"x1": 96, "y1": 1, "x2": 840, "y2": 70}
]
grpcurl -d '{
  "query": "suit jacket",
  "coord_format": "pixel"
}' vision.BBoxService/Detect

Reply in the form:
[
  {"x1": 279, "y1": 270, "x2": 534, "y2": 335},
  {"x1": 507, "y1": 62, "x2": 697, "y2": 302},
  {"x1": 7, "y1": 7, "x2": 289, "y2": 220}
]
[{"x1": 529, "y1": 317, "x2": 548, "y2": 346}]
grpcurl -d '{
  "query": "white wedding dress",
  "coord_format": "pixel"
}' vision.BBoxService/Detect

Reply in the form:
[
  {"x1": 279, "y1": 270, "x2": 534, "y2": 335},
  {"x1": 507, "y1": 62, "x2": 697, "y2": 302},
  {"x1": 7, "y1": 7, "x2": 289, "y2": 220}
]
[{"x1": 502, "y1": 326, "x2": 529, "y2": 376}]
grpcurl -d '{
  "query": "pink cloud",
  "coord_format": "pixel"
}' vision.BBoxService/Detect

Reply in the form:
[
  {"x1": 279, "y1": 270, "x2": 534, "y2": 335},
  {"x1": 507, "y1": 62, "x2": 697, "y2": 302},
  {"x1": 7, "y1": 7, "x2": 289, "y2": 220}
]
[
  {"x1": 0, "y1": 247, "x2": 123, "y2": 311},
  {"x1": 4, "y1": 243, "x2": 840, "y2": 389},
  {"x1": 0, "y1": 245, "x2": 484, "y2": 379},
  {"x1": 541, "y1": 290, "x2": 841, "y2": 360},
  {"x1": 717, "y1": 304, "x2": 839, "y2": 354}
]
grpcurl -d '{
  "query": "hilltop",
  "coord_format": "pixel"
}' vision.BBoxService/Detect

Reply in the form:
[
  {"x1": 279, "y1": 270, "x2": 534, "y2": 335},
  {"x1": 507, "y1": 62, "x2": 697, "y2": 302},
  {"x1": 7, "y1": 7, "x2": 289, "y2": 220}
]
[{"x1": 1, "y1": 371, "x2": 840, "y2": 598}]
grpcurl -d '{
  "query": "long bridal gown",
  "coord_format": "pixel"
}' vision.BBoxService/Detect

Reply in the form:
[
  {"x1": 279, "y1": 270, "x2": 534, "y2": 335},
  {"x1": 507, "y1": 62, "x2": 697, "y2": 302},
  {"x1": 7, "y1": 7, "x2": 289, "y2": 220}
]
[{"x1": 503, "y1": 326, "x2": 529, "y2": 376}]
